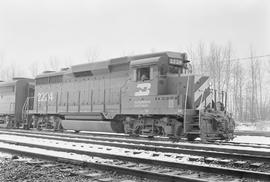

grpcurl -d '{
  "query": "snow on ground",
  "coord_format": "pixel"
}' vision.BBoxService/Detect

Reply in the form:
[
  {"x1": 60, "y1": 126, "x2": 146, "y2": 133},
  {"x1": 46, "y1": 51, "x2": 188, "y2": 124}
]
[
  {"x1": 0, "y1": 134, "x2": 188, "y2": 163},
  {"x1": 236, "y1": 121, "x2": 270, "y2": 131},
  {"x1": 235, "y1": 125, "x2": 256, "y2": 131},
  {"x1": 233, "y1": 135, "x2": 270, "y2": 145},
  {"x1": 0, "y1": 152, "x2": 12, "y2": 159},
  {"x1": 1, "y1": 133, "x2": 270, "y2": 161}
]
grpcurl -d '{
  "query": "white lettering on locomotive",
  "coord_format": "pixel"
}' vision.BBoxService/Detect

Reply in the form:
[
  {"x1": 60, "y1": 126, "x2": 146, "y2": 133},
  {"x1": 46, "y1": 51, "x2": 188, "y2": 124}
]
[
  {"x1": 37, "y1": 92, "x2": 53, "y2": 102},
  {"x1": 134, "y1": 83, "x2": 151, "y2": 96},
  {"x1": 134, "y1": 100, "x2": 151, "y2": 108},
  {"x1": 168, "y1": 99, "x2": 174, "y2": 108},
  {"x1": 169, "y1": 58, "x2": 183, "y2": 66}
]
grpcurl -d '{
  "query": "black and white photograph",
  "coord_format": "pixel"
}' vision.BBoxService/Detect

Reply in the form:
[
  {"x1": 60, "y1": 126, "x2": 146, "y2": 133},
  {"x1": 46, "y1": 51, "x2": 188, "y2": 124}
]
[{"x1": 0, "y1": 0, "x2": 269, "y2": 181}]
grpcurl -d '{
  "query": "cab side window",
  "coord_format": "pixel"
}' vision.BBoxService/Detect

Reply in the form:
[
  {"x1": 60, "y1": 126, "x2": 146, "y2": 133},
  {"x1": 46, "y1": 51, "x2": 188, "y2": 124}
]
[
  {"x1": 168, "y1": 65, "x2": 179, "y2": 74},
  {"x1": 136, "y1": 67, "x2": 150, "y2": 81}
]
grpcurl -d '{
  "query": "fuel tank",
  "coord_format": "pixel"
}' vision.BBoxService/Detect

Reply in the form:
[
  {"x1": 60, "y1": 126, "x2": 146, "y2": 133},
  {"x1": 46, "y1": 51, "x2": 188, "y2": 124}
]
[{"x1": 61, "y1": 120, "x2": 124, "y2": 133}]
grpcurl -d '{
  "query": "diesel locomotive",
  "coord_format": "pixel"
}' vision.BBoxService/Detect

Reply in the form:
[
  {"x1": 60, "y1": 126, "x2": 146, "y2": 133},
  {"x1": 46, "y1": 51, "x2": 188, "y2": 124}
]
[{"x1": 0, "y1": 51, "x2": 235, "y2": 141}]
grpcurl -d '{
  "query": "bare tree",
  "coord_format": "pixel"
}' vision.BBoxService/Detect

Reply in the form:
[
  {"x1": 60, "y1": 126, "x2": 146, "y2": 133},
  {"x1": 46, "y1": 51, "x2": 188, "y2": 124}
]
[
  {"x1": 85, "y1": 47, "x2": 99, "y2": 63},
  {"x1": 249, "y1": 48, "x2": 258, "y2": 122},
  {"x1": 198, "y1": 42, "x2": 206, "y2": 74},
  {"x1": 63, "y1": 57, "x2": 73, "y2": 68},
  {"x1": 186, "y1": 44, "x2": 197, "y2": 73},
  {"x1": 257, "y1": 60, "x2": 263, "y2": 120},
  {"x1": 207, "y1": 43, "x2": 224, "y2": 100},
  {"x1": 231, "y1": 61, "x2": 244, "y2": 121},
  {"x1": 1, "y1": 65, "x2": 17, "y2": 81},
  {"x1": 49, "y1": 56, "x2": 60, "y2": 70},
  {"x1": 30, "y1": 62, "x2": 39, "y2": 77},
  {"x1": 222, "y1": 42, "x2": 232, "y2": 93},
  {"x1": 0, "y1": 50, "x2": 6, "y2": 80},
  {"x1": 189, "y1": 43, "x2": 270, "y2": 122}
]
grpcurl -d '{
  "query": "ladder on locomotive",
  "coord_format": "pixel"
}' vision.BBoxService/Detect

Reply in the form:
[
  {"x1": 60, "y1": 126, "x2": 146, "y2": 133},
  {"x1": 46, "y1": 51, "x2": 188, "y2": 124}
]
[
  {"x1": 185, "y1": 89, "x2": 205, "y2": 135},
  {"x1": 21, "y1": 97, "x2": 30, "y2": 129}
]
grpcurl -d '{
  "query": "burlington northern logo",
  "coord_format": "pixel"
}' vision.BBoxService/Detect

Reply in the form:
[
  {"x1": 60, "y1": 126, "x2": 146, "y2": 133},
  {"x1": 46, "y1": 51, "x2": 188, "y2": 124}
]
[{"x1": 134, "y1": 83, "x2": 151, "y2": 96}]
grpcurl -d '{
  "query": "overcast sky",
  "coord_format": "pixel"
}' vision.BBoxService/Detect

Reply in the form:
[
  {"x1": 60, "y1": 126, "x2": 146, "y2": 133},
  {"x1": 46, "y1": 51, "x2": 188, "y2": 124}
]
[{"x1": 0, "y1": 0, "x2": 269, "y2": 74}]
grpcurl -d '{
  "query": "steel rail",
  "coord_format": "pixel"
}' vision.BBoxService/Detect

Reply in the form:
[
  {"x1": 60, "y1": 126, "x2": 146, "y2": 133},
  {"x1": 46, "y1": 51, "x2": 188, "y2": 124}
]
[
  {"x1": 235, "y1": 130, "x2": 270, "y2": 137},
  {"x1": 2, "y1": 128, "x2": 270, "y2": 149},
  {"x1": 0, "y1": 130, "x2": 270, "y2": 160},
  {"x1": 0, "y1": 130, "x2": 270, "y2": 163},
  {"x1": 0, "y1": 138, "x2": 269, "y2": 181},
  {"x1": 0, "y1": 144, "x2": 205, "y2": 182}
]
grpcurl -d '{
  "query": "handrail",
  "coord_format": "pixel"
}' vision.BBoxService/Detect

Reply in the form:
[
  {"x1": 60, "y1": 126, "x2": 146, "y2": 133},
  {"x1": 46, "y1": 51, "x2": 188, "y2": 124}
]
[
  {"x1": 21, "y1": 96, "x2": 34, "y2": 127},
  {"x1": 183, "y1": 74, "x2": 190, "y2": 133},
  {"x1": 199, "y1": 89, "x2": 205, "y2": 109},
  {"x1": 198, "y1": 88, "x2": 205, "y2": 130},
  {"x1": 21, "y1": 97, "x2": 29, "y2": 122},
  {"x1": 9, "y1": 102, "x2": 15, "y2": 114}
]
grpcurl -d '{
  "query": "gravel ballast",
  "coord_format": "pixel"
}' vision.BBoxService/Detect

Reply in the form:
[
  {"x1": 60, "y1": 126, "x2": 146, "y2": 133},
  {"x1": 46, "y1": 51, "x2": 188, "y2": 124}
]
[{"x1": 0, "y1": 153, "x2": 156, "y2": 182}]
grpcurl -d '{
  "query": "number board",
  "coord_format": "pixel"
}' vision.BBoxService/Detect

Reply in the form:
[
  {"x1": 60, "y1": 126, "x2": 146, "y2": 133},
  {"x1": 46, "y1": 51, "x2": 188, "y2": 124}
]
[{"x1": 169, "y1": 58, "x2": 183, "y2": 66}]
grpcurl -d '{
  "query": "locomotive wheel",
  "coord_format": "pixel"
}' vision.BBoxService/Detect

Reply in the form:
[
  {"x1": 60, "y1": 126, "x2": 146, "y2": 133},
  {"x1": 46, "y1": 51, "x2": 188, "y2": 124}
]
[
  {"x1": 58, "y1": 122, "x2": 64, "y2": 132},
  {"x1": 54, "y1": 118, "x2": 64, "y2": 132},
  {"x1": 187, "y1": 134, "x2": 197, "y2": 141},
  {"x1": 111, "y1": 120, "x2": 125, "y2": 133},
  {"x1": 175, "y1": 125, "x2": 184, "y2": 138}
]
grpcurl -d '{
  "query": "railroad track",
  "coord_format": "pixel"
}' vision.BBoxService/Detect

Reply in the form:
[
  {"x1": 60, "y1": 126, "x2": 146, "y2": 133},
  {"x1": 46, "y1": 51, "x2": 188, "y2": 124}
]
[
  {"x1": 0, "y1": 130, "x2": 269, "y2": 181},
  {"x1": 0, "y1": 143, "x2": 205, "y2": 182},
  {"x1": 28, "y1": 129, "x2": 270, "y2": 148},
  {"x1": 235, "y1": 130, "x2": 270, "y2": 137},
  {"x1": 1, "y1": 129, "x2": 270, "y2": 162},
  {"x1": 2, "y1": 128, "x2": 270, "y2": 149},
  {"x1": 0, "y1": 140, "x2": 228, "y2": 182}
]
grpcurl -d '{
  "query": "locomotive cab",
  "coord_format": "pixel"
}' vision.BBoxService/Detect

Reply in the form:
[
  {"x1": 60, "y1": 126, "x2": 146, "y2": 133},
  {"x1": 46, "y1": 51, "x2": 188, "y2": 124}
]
[
  {"x1": 122, "y1": 54, "x2": 189, "y2": 115},
  {"x1": 121, "y1": 54, "x2": 191, "y2": 137},
  {"x1": 121, "y1": 52, "x2": 234, "y2": 141}
]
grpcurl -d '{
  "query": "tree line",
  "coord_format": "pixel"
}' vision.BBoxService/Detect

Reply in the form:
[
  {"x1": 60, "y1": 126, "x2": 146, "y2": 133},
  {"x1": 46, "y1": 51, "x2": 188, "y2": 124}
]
[
  {"x1": 1, "y1": 45, "x2": 269, "y2": 123},
  {"x1": 188, "y1": 42, "x2": 270, "y2": 123}
]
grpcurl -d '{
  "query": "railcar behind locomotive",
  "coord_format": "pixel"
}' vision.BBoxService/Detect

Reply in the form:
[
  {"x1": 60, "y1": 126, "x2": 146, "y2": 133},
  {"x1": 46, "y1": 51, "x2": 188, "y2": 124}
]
[
  {"x1": 0, "y1": 78, "x2": 34, "y2": 128},
  {"x1": 20, "y1": 51, "x2": 234, "y2": 141}
]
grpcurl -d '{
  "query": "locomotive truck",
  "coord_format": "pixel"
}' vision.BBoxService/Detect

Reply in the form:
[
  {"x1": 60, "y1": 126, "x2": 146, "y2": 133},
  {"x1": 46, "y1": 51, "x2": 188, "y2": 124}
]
[{"x1": 0, "y1": 51, "x2": 235, "y2": 141}]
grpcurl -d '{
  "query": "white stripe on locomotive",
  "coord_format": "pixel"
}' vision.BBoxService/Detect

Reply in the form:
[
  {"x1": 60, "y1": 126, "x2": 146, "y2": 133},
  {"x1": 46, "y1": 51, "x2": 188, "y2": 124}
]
[
  {"x1": 197, "y1": 92, "x2": 212, "y2": 109},
  {"x1": 194, "y1": 78, "x2": 209, "y2": 102}
]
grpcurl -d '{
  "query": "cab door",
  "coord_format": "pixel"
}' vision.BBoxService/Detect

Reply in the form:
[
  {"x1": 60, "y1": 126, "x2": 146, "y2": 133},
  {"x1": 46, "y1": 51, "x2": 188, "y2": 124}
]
[{"x1": 121, "y1": 57, "x2": 159, "y2": 114}]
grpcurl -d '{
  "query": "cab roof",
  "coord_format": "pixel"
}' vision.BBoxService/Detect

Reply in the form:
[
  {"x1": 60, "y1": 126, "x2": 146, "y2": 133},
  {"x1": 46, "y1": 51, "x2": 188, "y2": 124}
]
[
  {"x1": 71, "y1": 51, "x2": 188, "y2": 73},
  {"x1": 36, "y1": 51, "x2": 189, "y2": 78}
]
